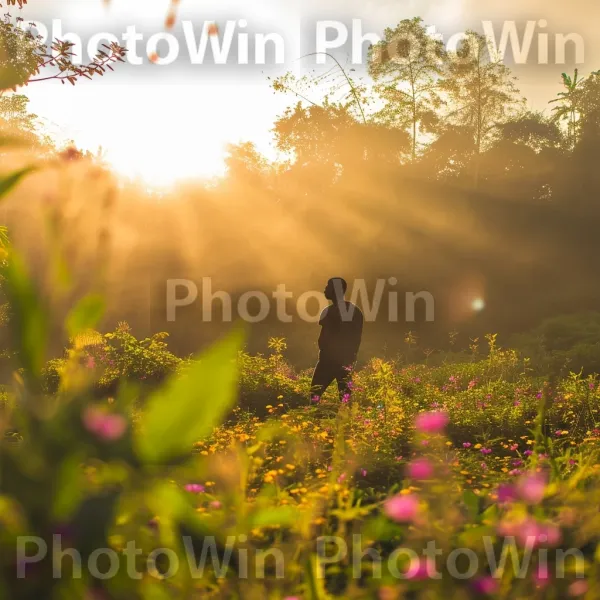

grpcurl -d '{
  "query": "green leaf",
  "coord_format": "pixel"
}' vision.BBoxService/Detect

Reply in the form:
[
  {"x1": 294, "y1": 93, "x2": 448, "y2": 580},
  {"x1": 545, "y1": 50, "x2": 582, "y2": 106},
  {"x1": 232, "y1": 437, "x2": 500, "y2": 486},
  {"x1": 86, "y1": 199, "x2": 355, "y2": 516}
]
[
  {"x1": 0, "y1": 250, "x2": 47, "y2": 379},
  {"x1": 0, "y1": 166, "x2": 36, "y2": 200},
  {"x1": 462, "y1": 489, "x2": 481, "y2": 520},
  {"x1": 52, "y1": 453, "x2": 86, "y2": 521},
  {"x1": 248, "y1": 505, "x2": 299, "y2": 528},
  {"x1": 66, "y1": 294, "x2": 105, "y2": 338},
  {"x1": 136, "y1": 325, "x2": 245, "y2": 463}
]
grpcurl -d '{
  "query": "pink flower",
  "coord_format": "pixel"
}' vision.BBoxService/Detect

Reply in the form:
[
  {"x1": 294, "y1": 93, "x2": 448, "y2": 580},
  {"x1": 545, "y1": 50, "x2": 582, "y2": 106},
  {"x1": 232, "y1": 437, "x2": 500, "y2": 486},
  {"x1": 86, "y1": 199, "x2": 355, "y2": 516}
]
[
  {"x1": 510, "y1": 444, "x2": 518, "y2": 451},
  {"x1": 184, "y1": 484, "x2": 205, "y2": 493},
  {"x1": 516, "y1": 472, "x2": 547, "y2": 505},
  {"x1": 471, "y1": 576, "x2": 499, "y2": 595},
  {"x1": 82, "y1": 406, "x2": 127, "y2": 441},
  {"x1": 405, "y1": 557, "x2": 435, "y2": 580},
  {"x1": 462, "y1": 442, "x2": 472, "y2": 448},
  {"x1": 496, "y1": 483, "x2": 517, "y2": 504},
  {"x1": 480, "y1": 447, "x2": 492, "y2": 455},
  {"x1": 569, "y1": 581, "x2": 589, "y2": 597},
  {"x1": 406, "y1": 458, "x2": 434, "y2": 480},
  {"x1": 383, "y1": 493, "x2": 419, "y2": 523},
  {"x1": 415, "y1": 411, "x2": 448, "y2": 433},
  {"x1": 85, "y1": 356, "x2": 96, "y2": 369},
  {"x1": 209, "y1": 500, "x2": 222, "y2": 509},
  {"x1": 533, "y1": 563, "x2": 550, "y2": 588},
  {"x1": 516, "y1": 518, "x2": 561, "y2": 548}
]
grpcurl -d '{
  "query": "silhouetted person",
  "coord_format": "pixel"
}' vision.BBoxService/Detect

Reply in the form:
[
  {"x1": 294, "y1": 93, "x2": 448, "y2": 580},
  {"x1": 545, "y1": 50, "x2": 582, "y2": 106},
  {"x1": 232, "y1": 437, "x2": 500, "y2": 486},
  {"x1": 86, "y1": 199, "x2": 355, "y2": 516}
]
[{"x1": 310, "y1": 278, "x2": 363, "y2": 402}]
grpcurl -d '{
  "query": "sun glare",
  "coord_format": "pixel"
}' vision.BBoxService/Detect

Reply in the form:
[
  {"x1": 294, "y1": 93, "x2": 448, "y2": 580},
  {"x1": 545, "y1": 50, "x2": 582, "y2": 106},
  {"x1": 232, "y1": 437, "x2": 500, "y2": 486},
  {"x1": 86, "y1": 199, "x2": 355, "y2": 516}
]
[{"x1": 105, "y1": 135, "x2": 227, "y2": 188}]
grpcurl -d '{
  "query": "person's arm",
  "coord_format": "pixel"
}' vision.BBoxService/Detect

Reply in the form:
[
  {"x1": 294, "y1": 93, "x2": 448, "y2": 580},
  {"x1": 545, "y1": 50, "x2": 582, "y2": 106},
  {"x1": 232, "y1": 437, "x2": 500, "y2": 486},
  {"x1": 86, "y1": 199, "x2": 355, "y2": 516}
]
[
  {"x1": 348, "y1": 311, "x2": 364, "y2": 362},
  {"x1": 317, "y1": 307, "x2": 330, "y2": 352}
]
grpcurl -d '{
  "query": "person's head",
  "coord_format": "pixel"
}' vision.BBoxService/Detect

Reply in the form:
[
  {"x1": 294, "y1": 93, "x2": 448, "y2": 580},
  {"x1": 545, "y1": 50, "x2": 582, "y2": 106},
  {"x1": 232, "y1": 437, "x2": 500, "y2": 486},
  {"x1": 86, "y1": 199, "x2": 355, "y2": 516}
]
[{"x1": 324, "y1": 277, "x2": 347, "y2": 302}]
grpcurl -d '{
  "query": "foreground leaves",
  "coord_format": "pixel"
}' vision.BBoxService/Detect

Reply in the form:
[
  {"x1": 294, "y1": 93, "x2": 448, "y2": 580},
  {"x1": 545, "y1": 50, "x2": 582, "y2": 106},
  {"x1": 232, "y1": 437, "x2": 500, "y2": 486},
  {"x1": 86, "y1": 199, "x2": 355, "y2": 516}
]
[{"x1": 136, "y1": 325, "x2": 245, "y2": 463}]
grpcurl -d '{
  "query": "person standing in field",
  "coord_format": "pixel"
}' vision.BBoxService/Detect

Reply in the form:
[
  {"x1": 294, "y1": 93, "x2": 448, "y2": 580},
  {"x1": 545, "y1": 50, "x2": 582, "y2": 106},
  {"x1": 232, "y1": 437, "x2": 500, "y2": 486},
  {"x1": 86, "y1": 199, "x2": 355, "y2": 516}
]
[{"x1": 310, "y1": 277, "x2": 363, "y2": 403}]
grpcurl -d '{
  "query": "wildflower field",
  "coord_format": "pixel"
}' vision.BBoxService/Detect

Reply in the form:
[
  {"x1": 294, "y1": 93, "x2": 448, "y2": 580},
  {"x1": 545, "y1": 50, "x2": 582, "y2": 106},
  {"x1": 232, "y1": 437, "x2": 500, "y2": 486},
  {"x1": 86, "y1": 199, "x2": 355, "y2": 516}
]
[{"x1": 2, "y1": 287, "x2": 600, "y2": 600}]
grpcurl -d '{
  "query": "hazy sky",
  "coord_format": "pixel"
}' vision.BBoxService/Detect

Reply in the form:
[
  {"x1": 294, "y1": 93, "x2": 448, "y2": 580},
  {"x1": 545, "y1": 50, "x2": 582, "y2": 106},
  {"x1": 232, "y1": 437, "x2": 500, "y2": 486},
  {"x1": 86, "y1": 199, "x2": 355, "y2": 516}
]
[{"x1": 18, "y1": 0, "x2": 597, "y2": 186}]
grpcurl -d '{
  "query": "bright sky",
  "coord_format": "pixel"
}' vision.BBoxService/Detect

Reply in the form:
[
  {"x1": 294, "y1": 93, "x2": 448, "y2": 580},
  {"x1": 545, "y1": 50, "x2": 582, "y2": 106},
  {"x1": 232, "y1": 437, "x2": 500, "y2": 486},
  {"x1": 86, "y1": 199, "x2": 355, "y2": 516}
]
[{"x1": 18, "y1": 0, "x2": 600, "y2": 187}]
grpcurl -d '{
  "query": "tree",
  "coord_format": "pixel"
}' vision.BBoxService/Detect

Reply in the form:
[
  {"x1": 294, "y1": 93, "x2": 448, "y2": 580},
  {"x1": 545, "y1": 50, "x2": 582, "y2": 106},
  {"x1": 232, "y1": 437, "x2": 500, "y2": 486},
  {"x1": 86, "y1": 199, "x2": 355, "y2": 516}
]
[
  {"x1": 0, "y1": 93, "x2": 51, "y2": 148},
  {"x1": 439, "y1": 31, "x2": 523, "y2": 185},
  {"x1": 549, "y1": 70, "x2": 585, "y2": 150},
  {"x1": 479, "y1": 112, "x2": 564, "y2": 201},
  {"x1": 574, "y1": 70, "x2": 600, "y2": 139},
  {"x1": 0, "y1": 11, "x2": 126, "y2": 92},
  {"x1": 369, "y1": 17, "x2": 446, "y2": 161}
]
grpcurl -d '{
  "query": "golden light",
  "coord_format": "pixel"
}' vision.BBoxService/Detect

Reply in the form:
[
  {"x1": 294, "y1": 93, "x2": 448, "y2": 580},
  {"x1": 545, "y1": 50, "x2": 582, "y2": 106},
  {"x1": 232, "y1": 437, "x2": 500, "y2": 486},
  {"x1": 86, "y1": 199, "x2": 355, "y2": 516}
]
[{"x1": 471, "y1": 297, "x2": 485, "y2": 312}]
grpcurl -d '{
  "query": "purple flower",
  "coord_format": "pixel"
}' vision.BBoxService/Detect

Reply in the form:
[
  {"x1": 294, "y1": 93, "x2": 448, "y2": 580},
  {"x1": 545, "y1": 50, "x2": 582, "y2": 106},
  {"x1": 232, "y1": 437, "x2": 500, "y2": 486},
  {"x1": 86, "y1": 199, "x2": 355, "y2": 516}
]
[
  {"x1": 480, "y1": 447, "x2": 492, "y2": 455},
  {"x1": 472, "y1": 576, "x2": 499, "y2": 595},
  {"x1": 523, "y1": 450, "x2": 533, "y2": 457},
  {"x1": 496, "y1": 483, "x2": 517, "y2": 504},
  {"x1": 184, "y1": 484, "x2": 205, "y2": 494}
]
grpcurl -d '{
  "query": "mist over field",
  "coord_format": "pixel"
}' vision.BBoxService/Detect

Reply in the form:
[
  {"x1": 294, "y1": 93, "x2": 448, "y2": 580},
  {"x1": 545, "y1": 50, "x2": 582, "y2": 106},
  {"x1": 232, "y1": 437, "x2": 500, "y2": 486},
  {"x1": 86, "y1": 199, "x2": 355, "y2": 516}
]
[{"x1": 4, "y1": 3, "x2": 600, "y2": 599}]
